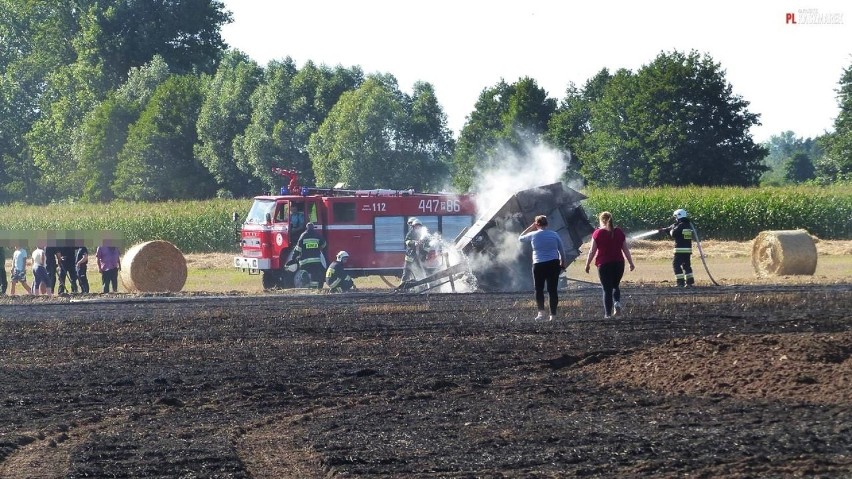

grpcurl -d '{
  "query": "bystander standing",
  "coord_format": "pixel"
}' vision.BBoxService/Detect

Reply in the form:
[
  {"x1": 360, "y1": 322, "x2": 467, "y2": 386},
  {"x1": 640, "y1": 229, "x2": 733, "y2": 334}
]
[
  {"x1": 10, "y1": 243, "x2": 31, "y2": 295},
  {"x1": 0, "y1": 245, "x2": 7, "y2": 295},
  {"x1": 32, "y1": 244, "x2": 51, "y2": 296},
  {"x1": 75, "y1": 242, "x2": 90, "y2": 294},
  {"x1": 45, "y1": 243, "x2": 59, "y2": 294},
  {"x1": 584, "y1": 211, "x2": 635, "y2": 318},
  {"x1": 96, "y1": 241, "x2": 121, "y2": 293},
  {"x1": 518, "y1": 215, "x2": 567, "y2": 321}
]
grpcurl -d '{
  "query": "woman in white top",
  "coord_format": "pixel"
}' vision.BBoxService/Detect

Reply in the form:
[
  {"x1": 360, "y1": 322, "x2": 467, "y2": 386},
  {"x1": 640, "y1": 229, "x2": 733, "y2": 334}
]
[{"x1": 518, "y1": 215, "x2": 567, "y2": 321}]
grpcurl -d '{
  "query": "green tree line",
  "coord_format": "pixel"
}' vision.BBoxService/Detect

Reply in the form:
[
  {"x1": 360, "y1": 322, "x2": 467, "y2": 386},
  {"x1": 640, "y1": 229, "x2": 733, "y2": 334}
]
[{"x1": 1, "y1": 1, "x2": 850, "y2": 205}]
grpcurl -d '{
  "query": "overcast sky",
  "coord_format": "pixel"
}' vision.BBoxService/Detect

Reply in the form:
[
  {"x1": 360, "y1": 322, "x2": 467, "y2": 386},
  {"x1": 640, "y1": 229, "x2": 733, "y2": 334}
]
[{"x1": 220, "y1": 0, "x2": 850, "y2": 143}]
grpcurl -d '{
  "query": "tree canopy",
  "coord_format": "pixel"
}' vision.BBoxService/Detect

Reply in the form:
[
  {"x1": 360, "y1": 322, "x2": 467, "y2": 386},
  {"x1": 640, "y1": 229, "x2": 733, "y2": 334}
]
[
  {"x1": 558, "y1": 50, "x2": 768, "y2": 187},
  {"x1": 760, "y1": 131, "x2": 822, "y2": 186},
  {"x1": 546, "y1": 69, "x2": 612, "y2": 181},
  {"x1": 1, "y1": 3, "x2": 844, "y2": 205},
  {"x1": 232, "y1": 59, "x2": 364, "y2": 194},
  {"x1": 113, "y1": 74, "x2": 216, "y2": 201},
  {"x1": 818, "y1": 62, "x2": 852, "y2": 182},
  {"x1": 0, "y1": 0, "x2": 230, "y2": 202},
  {"x1": 308, "y1": 75, "x2": 453, "y2": 191},
  {"x1": 452, "y1": 77, "x2": 556, "y2": 191},
  {"x1": 195, "y1": 50, "x2": 262, "y2": 197}
]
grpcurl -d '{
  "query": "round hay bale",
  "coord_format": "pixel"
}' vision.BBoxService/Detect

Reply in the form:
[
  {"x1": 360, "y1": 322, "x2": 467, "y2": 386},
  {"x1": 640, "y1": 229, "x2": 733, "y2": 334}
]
[
  {"x1": 751, "y1": 230, "x2": 817, "y2": 277},
  {"x1": 120, "y1": 240, "x2": 187, "y2": 292}
]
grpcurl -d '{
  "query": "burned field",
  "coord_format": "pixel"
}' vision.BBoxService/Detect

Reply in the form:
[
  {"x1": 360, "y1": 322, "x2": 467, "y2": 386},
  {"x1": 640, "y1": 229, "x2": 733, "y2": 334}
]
[{"x1": 0, "y1": 284, "x2": 850, "y2": 478}]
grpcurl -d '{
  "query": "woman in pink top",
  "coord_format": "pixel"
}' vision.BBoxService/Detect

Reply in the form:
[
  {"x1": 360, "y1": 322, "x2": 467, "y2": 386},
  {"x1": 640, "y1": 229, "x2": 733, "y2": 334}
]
[{"x1": 584, "y1": 211, "x2": 635, "y2": 318}]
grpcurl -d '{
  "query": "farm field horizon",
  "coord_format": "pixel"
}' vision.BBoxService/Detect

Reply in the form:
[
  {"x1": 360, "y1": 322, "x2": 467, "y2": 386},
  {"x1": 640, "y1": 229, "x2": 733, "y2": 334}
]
[
  {"x1": 2, "y1": 239, "x2": 848, "y2": 297},
  {"x1": 180, "y1": 238, "x2": 852, "y2": 294}
]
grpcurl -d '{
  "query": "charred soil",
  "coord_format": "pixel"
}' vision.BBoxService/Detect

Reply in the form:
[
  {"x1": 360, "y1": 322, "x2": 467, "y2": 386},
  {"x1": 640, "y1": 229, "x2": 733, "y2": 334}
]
[{"x1": 0, "y1": 284, "x2": 850, "y2": 478}]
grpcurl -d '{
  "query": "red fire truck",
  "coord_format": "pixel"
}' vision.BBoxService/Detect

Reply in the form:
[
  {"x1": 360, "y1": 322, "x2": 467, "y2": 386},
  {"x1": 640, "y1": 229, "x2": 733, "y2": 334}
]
[{"x1": 233, "y1": 169, "x2": 477, "y2": 289}]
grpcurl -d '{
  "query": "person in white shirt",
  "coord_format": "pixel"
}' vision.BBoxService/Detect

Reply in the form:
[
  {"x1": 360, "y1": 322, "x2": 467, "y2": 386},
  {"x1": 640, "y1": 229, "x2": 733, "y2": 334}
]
[
  {"x1": 519, "y1": 215, "x2": 567, "y2": 321},
  {"x1": 10, "y1": 244, "x2": 32, "y2": 295},
  {"x1": 31, "y1": 244, "x2": 51, "y2": 296}
]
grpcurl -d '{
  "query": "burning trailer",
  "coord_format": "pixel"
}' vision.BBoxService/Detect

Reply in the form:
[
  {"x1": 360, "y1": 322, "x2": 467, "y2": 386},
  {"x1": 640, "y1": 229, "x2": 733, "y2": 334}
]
[{"x1": 399, "y1": 183, "x2": 594, "y2": 292}]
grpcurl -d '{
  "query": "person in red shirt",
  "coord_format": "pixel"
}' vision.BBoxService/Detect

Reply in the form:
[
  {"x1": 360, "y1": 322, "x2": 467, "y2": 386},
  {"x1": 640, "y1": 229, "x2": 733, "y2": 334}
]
[{"x1": 584, "y1": 211, "x2": 635, "y2": 318}]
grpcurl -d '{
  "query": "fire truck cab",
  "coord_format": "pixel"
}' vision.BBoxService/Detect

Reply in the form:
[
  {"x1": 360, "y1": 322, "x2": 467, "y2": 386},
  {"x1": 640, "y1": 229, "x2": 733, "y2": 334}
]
[{"x1": 234, "y1": 170, "x2": 477, "y2": 289}]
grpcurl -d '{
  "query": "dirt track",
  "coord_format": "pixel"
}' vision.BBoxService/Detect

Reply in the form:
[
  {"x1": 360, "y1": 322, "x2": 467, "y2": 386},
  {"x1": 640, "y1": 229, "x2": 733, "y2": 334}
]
[{"x1": 1, "y1": 284, "x2": 850, "y2": 478}]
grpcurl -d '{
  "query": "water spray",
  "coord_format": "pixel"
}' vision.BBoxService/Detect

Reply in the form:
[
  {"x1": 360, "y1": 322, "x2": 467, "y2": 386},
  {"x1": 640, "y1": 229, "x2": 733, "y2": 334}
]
[{"x1": 628, "y1": 230, "x2": 660, "y2": 241}]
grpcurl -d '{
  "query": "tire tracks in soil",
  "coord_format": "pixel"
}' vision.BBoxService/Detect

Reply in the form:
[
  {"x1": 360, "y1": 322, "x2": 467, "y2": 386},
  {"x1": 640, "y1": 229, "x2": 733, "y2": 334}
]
[
  {"x1": 0, "y1": 413, "x2": 127, "y2": 478},
  {"x1": 234, "y1": 410, "x2": 325, "y2": 478}
]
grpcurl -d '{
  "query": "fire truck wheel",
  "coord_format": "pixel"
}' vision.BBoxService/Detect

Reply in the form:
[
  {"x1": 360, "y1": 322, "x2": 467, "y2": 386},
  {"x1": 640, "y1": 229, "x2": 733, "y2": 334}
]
[
  {"x1": 293, "y1": 270, "x2": 310, "y2": 288},
  {"x1": 262, "y1": 270, "x2": 281, "y2": 290},
  {"x1": 279, "y1": 270, "x2": 295, "y2": 288}
]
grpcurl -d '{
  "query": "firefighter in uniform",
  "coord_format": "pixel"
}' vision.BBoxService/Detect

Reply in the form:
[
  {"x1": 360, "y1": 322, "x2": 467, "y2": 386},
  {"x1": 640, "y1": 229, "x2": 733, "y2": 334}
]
[
  {"x1": 401, "y1": 218, "x2": 428, "y2": 283},
  {"x1": 292, "y1": 222, "x2": 327, "y2": 289},
  {"x1": 659, "y1": 208, "x2": 695, "y2": 287},
  {"x1": 326, "y1": 251, "x2": 355, "y2": 293}
]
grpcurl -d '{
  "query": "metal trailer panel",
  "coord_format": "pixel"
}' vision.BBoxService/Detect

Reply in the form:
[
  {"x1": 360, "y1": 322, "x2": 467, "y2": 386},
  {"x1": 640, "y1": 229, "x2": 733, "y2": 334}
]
[{"x1": 452, "y1": 183, "x2": 594, "y2": 292}]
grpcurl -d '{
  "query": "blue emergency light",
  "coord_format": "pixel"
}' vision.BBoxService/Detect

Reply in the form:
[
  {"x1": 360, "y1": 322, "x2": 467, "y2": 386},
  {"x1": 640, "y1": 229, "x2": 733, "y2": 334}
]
[
  {"x1": 301, "y1": 187, "x2": 310, "y2": 196},
  {"x1": 280, "y1": 187, "x2": 289, "y2": 195}
]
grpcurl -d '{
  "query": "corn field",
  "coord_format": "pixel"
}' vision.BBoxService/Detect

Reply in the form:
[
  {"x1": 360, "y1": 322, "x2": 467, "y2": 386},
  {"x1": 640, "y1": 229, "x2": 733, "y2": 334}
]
[
  {"x1": 583, "y1": 184, "x2": 852, "y2": 240},
  {"x1": 1, "y1": 185, "x2": 849, "y2": 253},
  {"x1": 2, "y1": 199, "x2": 246, "y2": 253}
]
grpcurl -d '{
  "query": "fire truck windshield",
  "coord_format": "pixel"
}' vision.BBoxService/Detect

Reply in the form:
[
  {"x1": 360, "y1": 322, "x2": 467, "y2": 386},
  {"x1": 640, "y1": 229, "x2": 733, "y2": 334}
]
[{"x1": 245, "y1": 199, "x2": 276, "y2": 224}]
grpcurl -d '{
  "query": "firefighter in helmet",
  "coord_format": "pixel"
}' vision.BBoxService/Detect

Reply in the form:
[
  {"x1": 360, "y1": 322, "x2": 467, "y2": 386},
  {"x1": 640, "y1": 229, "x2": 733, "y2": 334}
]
[
  {"x1": 401, "y1": 218, "x2": 428, "y2": 283},
  {"x1": 326, "y1": 251, "x2": 355, "y2": 293},
  {"x1": 292, "y1": 222, "x2": 327, "y2": 289},
  {"x1": 658, "y1": 209, "x2": 694, "y2": 287}
]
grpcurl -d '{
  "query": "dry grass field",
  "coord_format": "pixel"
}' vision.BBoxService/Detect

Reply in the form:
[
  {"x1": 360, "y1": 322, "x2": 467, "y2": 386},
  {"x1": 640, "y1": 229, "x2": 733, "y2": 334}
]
[{"x1": 176, "y1": 239, "x2": 851, "y2": 293}]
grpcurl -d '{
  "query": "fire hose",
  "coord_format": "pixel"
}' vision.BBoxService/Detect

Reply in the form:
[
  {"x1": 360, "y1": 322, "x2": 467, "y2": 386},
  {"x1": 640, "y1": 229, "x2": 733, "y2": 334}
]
[{"x1": 692, "y1": 223, "x2": 720, "y2": 286}]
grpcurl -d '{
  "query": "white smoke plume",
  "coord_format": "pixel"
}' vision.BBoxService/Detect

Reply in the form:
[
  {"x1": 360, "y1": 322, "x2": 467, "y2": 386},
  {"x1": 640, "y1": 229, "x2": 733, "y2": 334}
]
[
  {"x1": 460, "y1": 138, "x2": 576, "y2": 292},
  {"x1": 424, "y1": 137, "x2": 581, "y2": 293},
  {"x1": 472, "y1": 140, "x2": 571, "y2": 216}
]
